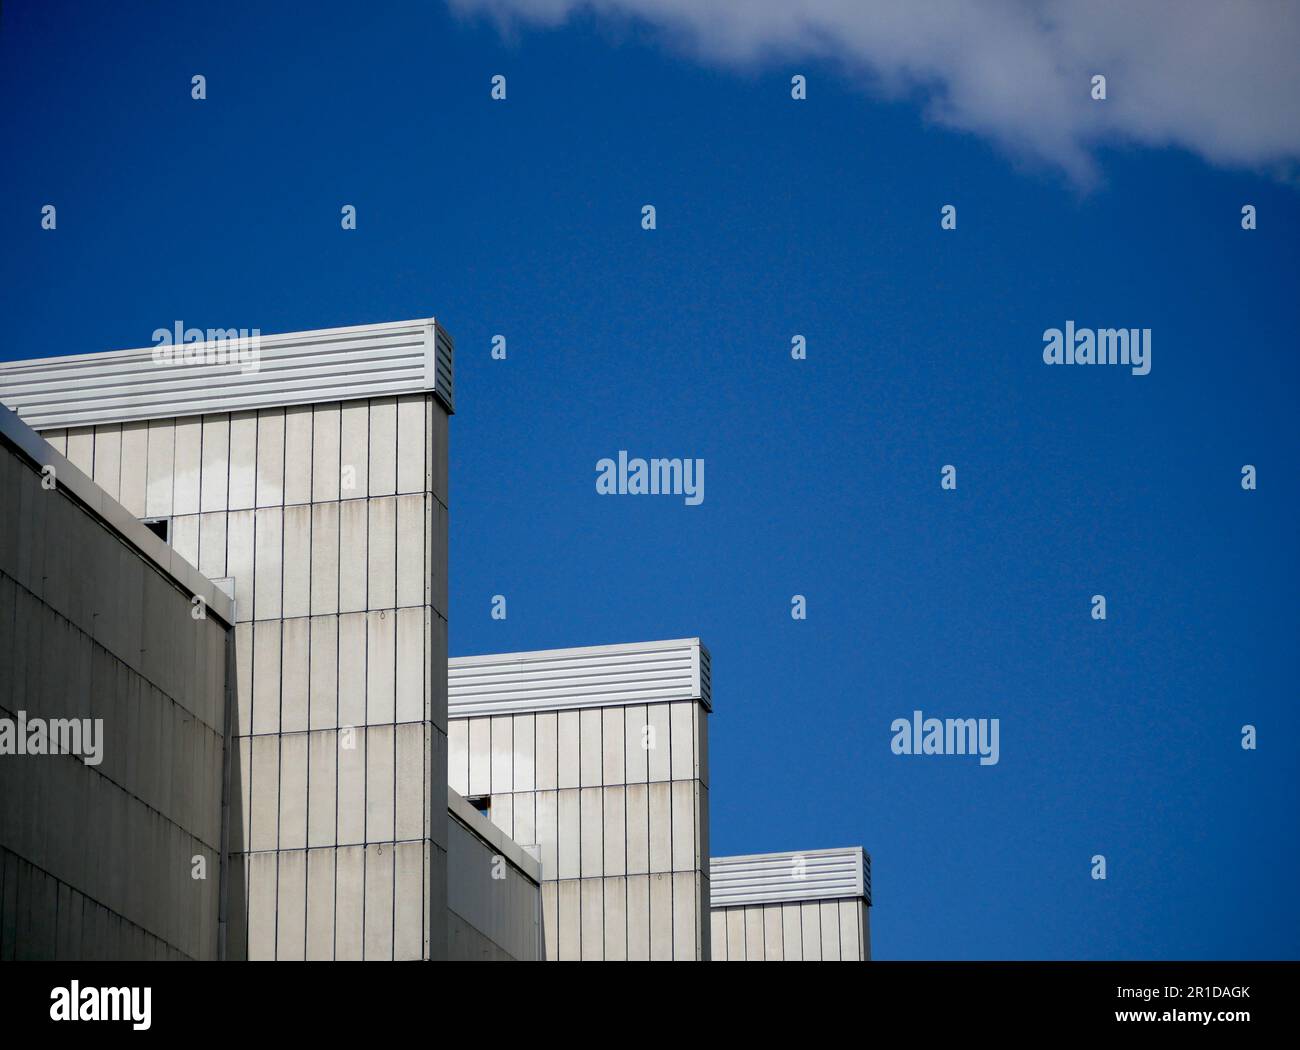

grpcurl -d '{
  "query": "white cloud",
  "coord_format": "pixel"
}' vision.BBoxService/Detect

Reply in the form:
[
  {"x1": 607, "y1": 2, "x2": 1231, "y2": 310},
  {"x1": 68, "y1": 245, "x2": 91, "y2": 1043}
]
[{"x1": 451, "y1": 0, "x2": 1300, "y2": 184}]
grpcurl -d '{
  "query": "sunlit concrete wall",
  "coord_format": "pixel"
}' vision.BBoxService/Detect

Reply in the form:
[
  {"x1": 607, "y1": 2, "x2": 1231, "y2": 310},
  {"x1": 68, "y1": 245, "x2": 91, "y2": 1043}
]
[
  {"x1": 447, "y1": 788, "x2": 542, "y2": 960},
  {"x1": 37, "y1": 394, "x2": 451, "y2": 959},
  {"x1": 709, "y1": 847, "x2": 871, "y2": 961},
  {"x1": 0, "y1": 412, "x2": 233, "y2": 960},
  {"x1": 449, "y1": 640, "x2": 711, "y2": 960}
]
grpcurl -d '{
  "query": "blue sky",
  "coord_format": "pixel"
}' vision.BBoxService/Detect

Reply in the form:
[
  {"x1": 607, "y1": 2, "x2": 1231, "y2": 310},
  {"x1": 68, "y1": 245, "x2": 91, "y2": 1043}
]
[{"x1": 2, "y1": 1, "x2": 1298, "y2": 959}]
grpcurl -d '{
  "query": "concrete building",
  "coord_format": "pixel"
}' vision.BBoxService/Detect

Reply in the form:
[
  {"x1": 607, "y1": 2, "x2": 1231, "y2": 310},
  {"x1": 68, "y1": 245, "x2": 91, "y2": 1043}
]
[
  {"x1": 448, "y1": 639, "x2": 711, "y2": 960},
  {"x1": 0, "y1": 317, "x2": 872, "y2": 962},
  {"x1": 710, "y1": 847, "x2": 871, "y2": 961}
]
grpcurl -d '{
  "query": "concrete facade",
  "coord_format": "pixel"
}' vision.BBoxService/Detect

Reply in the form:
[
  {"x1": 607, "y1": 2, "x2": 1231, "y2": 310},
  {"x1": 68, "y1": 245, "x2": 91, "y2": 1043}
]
[
  {"x1": 448, "y1": 639, "x2": 712, "y2": 960},
  {"x1": 0, "y1": 408, "x2": 234, "y2": 960},
  {"x1": 0, "y1": 320, "x2": 455, "y2": 960},
  {"x1": 709, "y1": 848, "x2": 871, "y2": 961}
]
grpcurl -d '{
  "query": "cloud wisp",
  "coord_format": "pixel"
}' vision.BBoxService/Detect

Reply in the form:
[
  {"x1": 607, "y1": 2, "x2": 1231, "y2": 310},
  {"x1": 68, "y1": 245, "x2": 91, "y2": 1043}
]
[{"x1": 452, "y1": 0, "x2": 1300, "y2": 185}]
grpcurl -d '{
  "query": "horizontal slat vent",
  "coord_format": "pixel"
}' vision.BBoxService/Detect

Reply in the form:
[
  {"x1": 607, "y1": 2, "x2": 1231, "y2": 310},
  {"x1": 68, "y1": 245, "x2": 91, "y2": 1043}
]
[
  {"x1": 0, "y1": 317, "x2": 453, "y2": 429},
  {"x1": 710, "y1": 847, "x2": 870, "y2": 907},
  {"x1": 449, "y1": 638, "x2": 711, "y2": 717}
]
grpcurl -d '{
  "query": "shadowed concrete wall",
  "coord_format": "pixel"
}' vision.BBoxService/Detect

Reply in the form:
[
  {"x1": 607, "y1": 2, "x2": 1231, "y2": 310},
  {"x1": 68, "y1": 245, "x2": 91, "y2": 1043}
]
[
  {"x1": 0, "y1": 413, "x2": 233, "y2": 960},
  {"x1": 447, "y1": 788, "x2": 541, "y2": 960},
  {"x1": 449, "y1": 640, "x2": 711, "y2": 960}
]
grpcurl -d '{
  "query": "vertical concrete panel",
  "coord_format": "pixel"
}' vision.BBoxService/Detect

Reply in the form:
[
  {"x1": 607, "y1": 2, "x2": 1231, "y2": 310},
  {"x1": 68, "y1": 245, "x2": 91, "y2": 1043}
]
[
  {"x1": 781, "y1": 903, "x2": 803, "y2": 960},
  {"x1": 744, "y1": 905, "x2": 765, "y2": 961},
  {"x1": 556, "y1": 879, "x2": 580, "y2": 961},
  {"x1": 819, "y1": 901, "x2": 841, "y2": 960},
  {"x1": 726, "y1": 909, "x2": 746, "y2": 961},
  {"x1": 838, "y1": 900, "x2": 861, "y2": 961},
  {"x1": 512, "y1": 714, "x2": 535, "y2": 792},
  {"x1": 669, "y1": 702, "x2": 694, "y2": 783},
  {"x1": 579, "y1": 787, "x2": 602, "y2": 878},
  {"x1": 800, "y1": 902, "x2": 822, "y2": 960},
  {"x1": 395, "y1": 395, "x2": 425, "y2": 495},
  {"x1": 145, "y1": 420, "x2": 174, "y2": 518},
  {"x1": 255, "y1": 410, "x2": 285, "y2": 508},
  {"x1": 336, "y1": 727, "x2": 366, "y2": 846},
  {"x1": 490, "y1": 716, "x2": 513, "y2": 794},
  {"x1": 394, "y1": 607, "x2": 423, "y2": 724},
  {"x1": 198, "y1": 415, "x2": 230, "y2": 512},
  {"x1": 253, "y1": 508, "x2": 283, "y2": 621},
  {"x1": 601, "y1": 707, "x2": 625, "y2": 786},
  {"x1": 307, "y1": 731, "x2": 337, "y2": 848},
  {"x1": 228, "y1": 411, "x2": 257, "y2": 510},
  {"x1": 337, "y1": 500, "x2": 367, "y2": 613},
  {"x1": 92, "y1": 424, "x2": 122, "y2": 502},
  {"x1": 626, "y1": 874, "x2": 650, "y2": 960},
  {"x1": 172, "y1": 418, "x2": 202, "y2": 515},
  {"x1": 237, "y1": 737, "x2": 252, "y2": 855},
  {"x1": 602, "y1": 876, "x2": 627, "y2": 961},
  {"x1": 309, "y1": 503, "x2": 339, "y2": 616},
  {"x1": 393, "y1": 841, "x2": 423, "y2": 960},
  {"x1": 363, "y1": 844, "x2": 394, "y2": 960},
  {"x1": 535, "y1": 790, "x2": 557, "y2": 879},
  {"x1": 119, "y1": 421, "x2": 149, "y2": 516},
  {"x1": 556, "y1": 789, "x2": 580, "y2": 880},
  {"x1": 673, "y1": 872, "x2": 699, "y2": 960},
  {"x1": 171, "y1": 514, "x2": 199, "y2": 569},
  {"x1": 366, "y1": 498, "x2": 396, "y2": 611},
  {"x1": 395, "y1": 495, "x2": 424, "y2": 608},
  {"x1": 447, "y1": 719, "x2": 469, "y2": 796},
  {"x1": 308, "y1": 615, "x2": 338, "y2": 731},
  {"x1": 467, "y1": 718, "x2": 490, "y2": 797},
  {"x1": 65, "y1": 426, "x2": 93, "y2": 474},
  {"x1": 283, "y1": 405, "x2": 313, "y2": 506},
  {"x1": 249, "y1": 735, "x2": 280, "y2": 852},
  {"x1": 579, "y1": 709, "x2": 602, "y2": 787},
  {"x1": 540, "y1": 881, "x2": 558, "y2": 961},
  {"x1": 512, "y1": 791, "x2": 536, "y2": 848},
  {"x1": 710, "y1": 908, "x2": 727, "y2": 961},
  {"x1": 624, "y1": 704, "x2": 648, "y2": 784},
  {"x1": 281, "y1": 505, "x2": 311, "y2": 618},
  {"x1": 646, "y1": 706, "x2": 671, "y2": 782},
  {"x1": 670, "y1": 781, "x2": 697, "y2": 874},
  {"x1": 557, "y1": 711, "x2": 579, "y2": 789},
  {"x1": 367, "y1": 398, "x2": 397, "y2": 497},
  {"x1": 225, "y1": 510, "x2": 255, "y2": 622},
  {"x1": 365, "y1": 725, "x2": 395, "y2": 843},
  {"x1": 648, "y1": 873, "x2": 673, "y2": 960},
  {"x1": 394, "y1": 724, "x2": 423, "y2": 841},
  {"x1": 280, "y1": 617, "x2": 309, "y2": 733},
  {"x1": 764, "y1": 904, "x2": 784, "y2": 960},
  {"x1": 305, "y1": 848, "x2": 335, "y2": 959},
  {"x1": 251, "y1": 620, "x2": 281, "y2": 736},
  {"x1": 534, "y1": 712, "x2": 557, "y2": 790},
  {"x1": 625, "y1": 783, "x2": 648, "y2": 875},
  {"x1": 365, "y1": 611, "x2": 395, "y2": 724},
  {"x1": 334, "y1": 845, "x2": 364, "y2": 960},
  {"x1": 338, "y1": 401, "x2": 369, "y2": 499},
  {"x1": 603, "y1": 786, "x2": 626, "y2": 876},
  {"x1": 647, "y1": 783, "x2": 671, "y2": 873},
  {"x1": 246, "y1": 851, "x2": 277, "y2": 960},
  {"x1": 580, "y1": 879, "x2": 602, "y2": 960},
  {"x1": 491, "y1": 791, "x2": 513, "y2": 840},
  {"x1": 311, "y1": 404, "x2": 341, "y2": 504},
  {"x1": 278, "y1": 734, "x2": 308, "y2": 851},
  {"x1": 276, "y1": 849, "x2": 306, "y2": 960},
  {"x1": 197, "y1": 511, "x2": 227, "y2": 582},
  {"x1": 337, "y1": 613, "x2": 366, "y2": 729}
]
